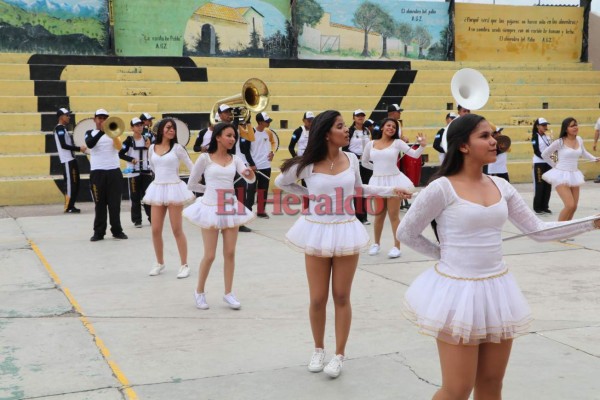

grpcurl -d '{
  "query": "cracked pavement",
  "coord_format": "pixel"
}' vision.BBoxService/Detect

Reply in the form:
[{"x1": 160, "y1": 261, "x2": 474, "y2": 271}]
[{"x1": 1, "y1": 182, "x2": 599, "y2": 399}]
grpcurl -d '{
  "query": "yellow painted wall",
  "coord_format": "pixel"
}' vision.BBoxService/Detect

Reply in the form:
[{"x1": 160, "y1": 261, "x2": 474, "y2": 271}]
[{"x1": 456, "y1": 4, "x2": 583, "y2": 62}]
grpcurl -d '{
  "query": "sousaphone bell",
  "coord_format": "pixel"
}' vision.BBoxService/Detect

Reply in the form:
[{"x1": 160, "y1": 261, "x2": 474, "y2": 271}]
[
  {"x1": 210, "y1": 78, "x2": 270, "y2": 125},
  {"x1": 451, "y1": 68, "x2": 490, "y2": 111}
]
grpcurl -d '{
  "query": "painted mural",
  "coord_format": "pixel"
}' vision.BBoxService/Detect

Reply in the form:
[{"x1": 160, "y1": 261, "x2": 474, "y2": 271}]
[
  {"x1": 296, "y1": 0, "x2": 450, "y2": 60},
  {"x1": 0, "y1": 0, "x2": 109, "y2": 54}
]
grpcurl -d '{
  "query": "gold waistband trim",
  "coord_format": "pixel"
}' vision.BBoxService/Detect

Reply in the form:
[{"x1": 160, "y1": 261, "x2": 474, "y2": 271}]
[
  {"x1": 373, "y1": 172, "x2": 401, "y2": 177},
  {"x1": 304, "y1": 217, "x2": 358, "y2": 225},
  {"x1": 434, "y1": 264, "x2": 509, "y2": 281}
]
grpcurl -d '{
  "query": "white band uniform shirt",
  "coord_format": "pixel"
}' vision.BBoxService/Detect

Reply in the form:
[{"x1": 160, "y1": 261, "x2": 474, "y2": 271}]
[
  {"x1": 397, "y1": 176, "x2": 597, "y2": 345},
  {"x1": 275, "y1": 152, "x2": 398, "y2": 257},
  {"x1": 54, "y1": 124, "x2": 76, "y2": 163},
  {"x1": 348, "y1": 128, "x2": 369, "y2": 156},
  {"x1": 297, "y1": 126, "x2": 309, "y2": 156},
  {"x1": 141, "y1": 143, "x2": 196, "y2": 206},
  {"x1": 251, "y1": 128, "x2": 273, "y2": 170},
  {"x1": 532, "y1": 132, "x2": 552, "y2": 164},
  {"x1": 361, "y1": 139, "x2": 424, "y2": 189},
  {"x1": 122, "y1": 136, "x2": 150, "y2": 172},
  {"x1": 541, "y1": 136, "x2": 596, "y2": 187},
  {"x1": 487, "y1": 152, "x2": 508, "y2": 175},
  {"x1": 184, "y1": 153, "x2": 256, "y2": 229},
  {"x1": 87, "y1": 130, "x2": 120, "y2": 171}
]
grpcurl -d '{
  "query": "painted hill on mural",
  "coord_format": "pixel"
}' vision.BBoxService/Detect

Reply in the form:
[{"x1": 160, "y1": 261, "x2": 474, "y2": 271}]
[{"x1": 0, "y1": 0, "x2": 108, "y2": 53}]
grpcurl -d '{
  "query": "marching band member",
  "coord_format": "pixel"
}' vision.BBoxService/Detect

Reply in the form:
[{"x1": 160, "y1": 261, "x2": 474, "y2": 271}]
[
  {"x1": 119, "y1": 117, "x2": 153, "y2": 227},
  {"x1": 541, "y1": 117, "x2": 600, "y2": 221},
  {"x1": 184, "y1": 122, "x2": 256, "y2": 310},
  {"x1": 140, "y1": 112, "x2": 155, "y2": 140},
  {"x1": 85, "y1": 109, "x2": 127, "y2": 242},
  {"x1": 397, "y1": 113, "x2": 600, "y2": 400},
  {"x1": 362, "y1": 118, "x2": 426, "y2": 258},
  {"x1": 288, "y1": 111, "x2": 314, "y2": 157},
  {"x1": 276, "y1": 110, "x2": 412, "y2": 378},
  {"x1": 531, "y1": 118, "x2": 553, "y2": 214},
  {"x1": 342, "y1": 109, "x2": 372, "y2": 225},
  {"x1": 143, "y1": 118, "x2": 196, "y2": 278},
  {"x1": 193, "y1": 113, "x2": 218, "y2": 153},
  {"x1": 53, "y1": 107, "x2": 86, "y2": 213},
  {"x1": 247, "y1": 112, "x2": 276, "y2": 218}
]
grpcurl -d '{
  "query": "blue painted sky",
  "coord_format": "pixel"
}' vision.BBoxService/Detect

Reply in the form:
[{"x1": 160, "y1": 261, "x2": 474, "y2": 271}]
[{"x1": 213, "y1": 0, "x2": 289, "y2": 38}]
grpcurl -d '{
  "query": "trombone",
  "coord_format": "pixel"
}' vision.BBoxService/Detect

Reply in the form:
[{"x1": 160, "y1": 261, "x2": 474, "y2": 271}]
[{"x1": 210, "y1": 78, "x2": 270, "y2": 125}]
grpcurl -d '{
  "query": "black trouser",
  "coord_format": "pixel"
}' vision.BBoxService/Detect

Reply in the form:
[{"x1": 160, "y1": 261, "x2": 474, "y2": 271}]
[
  {"x1": 234, "y1": 173, "x2": 249, "y2": 208},
  {"x1": 90, "y1": 168, "x2": 124, "y2": 236},
  {"x1": 533, "y1": 162, "x2": 552, "y2": 212},
  {"x1": 128, "y1": 173, "x2": 153, "y2": 224},
  {"x1": 355, "y1": 163, "x2": 373, "y2": 222},
  {"x1": 61, "y1": 159, "x2": 80, "y2": 211},
  {"x1": 246, "y1": 168, "x2": 271, "y2": 215}
]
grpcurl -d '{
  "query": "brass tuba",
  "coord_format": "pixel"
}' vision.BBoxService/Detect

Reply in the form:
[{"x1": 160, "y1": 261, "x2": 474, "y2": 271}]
[
  {"x1": 104, "y1": 116, "x2": 125, "y2": 138},
  {"x1": 210, "y1": 78, "x2": 269, "y2": 125}
]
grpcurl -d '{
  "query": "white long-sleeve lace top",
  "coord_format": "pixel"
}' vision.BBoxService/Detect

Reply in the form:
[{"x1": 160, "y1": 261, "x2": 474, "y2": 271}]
[
  {"x1": 397, "y1": 176, "x2": 596, "y2": 279},
  {"x1": 541, "y1": 136, "x2": 596, "y2": 170},
  {"x1": 361, "y1": 139, "x2": 424, "y2": 176}
]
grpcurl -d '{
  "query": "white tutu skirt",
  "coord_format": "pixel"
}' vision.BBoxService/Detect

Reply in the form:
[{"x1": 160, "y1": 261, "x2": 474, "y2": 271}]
[
  {"x1": 369, "y1": 173, "x2": 414, "y2": 189},
  {"x1": 142, "y1": 181, "x2": 196, "y2": 206},
  {"x1": 183, "y1": 198, "x2": 255, "y2": 229},
  {"x1": 286, "y1": 216, "x2": 370, "y2": 257},
  {"x1": 403, "y1": 266, "x2": 532, "y2": 345},
  {"x1": 542, "y1": 168, "x2": 585, "y2": 187}
]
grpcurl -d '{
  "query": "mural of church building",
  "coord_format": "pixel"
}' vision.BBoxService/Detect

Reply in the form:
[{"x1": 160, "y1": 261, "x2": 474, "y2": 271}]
[{"x1": 185, "y1": 2, "x2": 265, "y2": 55}]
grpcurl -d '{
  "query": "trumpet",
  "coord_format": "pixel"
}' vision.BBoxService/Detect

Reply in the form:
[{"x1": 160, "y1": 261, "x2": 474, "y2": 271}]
[{"x1": 210, "y1": 78, "x2": 269, "y2": 125}]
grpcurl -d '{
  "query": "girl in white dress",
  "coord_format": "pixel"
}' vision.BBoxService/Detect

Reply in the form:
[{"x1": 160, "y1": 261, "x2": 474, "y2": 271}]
[
  {"x1": 397, "y1": 114, "x2": 600, "y2": 400},
  {"x1": 143, "y1": 118, "x2": 196, "y2": 278},
  {"x1": 361, "y1": 117, "x2": 426, "y2": 258},
  {"x1": 275, "y1": 110, "x2": 412, "y2": 378},
  {"x1": 184, "y1": 122, "x2": 256, "y2": 310},
  {"x1": 541, "y1": 117, "x2": 599, "y2": 221}
]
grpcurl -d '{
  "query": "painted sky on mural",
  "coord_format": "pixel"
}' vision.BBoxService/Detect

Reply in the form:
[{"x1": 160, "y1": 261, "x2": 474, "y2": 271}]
[
  {"x1": 317, "y1": 1, "x2": 449, "y2": 44},
  {"x1": 213, "y1": 0, "x2": 288, "y2": 38},
  {"x1": 3, "y1": 0, "x2": 106, "y2": 19}
]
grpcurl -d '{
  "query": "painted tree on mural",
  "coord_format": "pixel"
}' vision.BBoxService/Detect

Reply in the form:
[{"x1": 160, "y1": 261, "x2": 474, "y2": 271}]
[
  {"x1": 414, "y1": 25, "x2": 432, "y2": 58},
  {"x1": 396, "y1": 22, "x2": 413, "y2": 57},
  {"x1": 353, "y1": 1, "x2": 384, "y2": 57},
  {"x1": 375, "y1": 10, "x2": 395, "y2": 59},
  {"x1": 291, "y1": 0, "x2": 323, "y2": 57}
]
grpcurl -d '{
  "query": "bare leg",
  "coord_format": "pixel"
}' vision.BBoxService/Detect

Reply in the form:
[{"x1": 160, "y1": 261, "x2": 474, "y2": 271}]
[
  {"x1": 387, "y1": 196, "x2": 402, "y2": 248},
  {"x1": 555, "y1": 185, "x2": 577, "y2": 221},
  {"x1": 568, "y1": 186, "x2": 579, "y2": 221},
  {"x1": 167, "y1": 205, "x2": 187, "y2": 265},
  {"x1": 331, "y1": 254, "x2": 359, "y2": 355},
  {"x1": 221, "y1": 227, "x2": 239, "y2": 294},
  {"x1": 151, "y1": 205, "x2": 168, "y2": 264},
  {"x1": 196, "y1": 228, "x2": 219, "y2": 293},
  {"x1": 432, "y1": 340, "x2": 479, "y2": 400},
  {"x1": 473, "y1": 340, "x2": 513, "y2": 400},
  {"x1": 373, "y1": 198, "x2": 388, "y2": 245},
  {"x1": 305, "y1": 255, "x2": 332, "y2": 349}
]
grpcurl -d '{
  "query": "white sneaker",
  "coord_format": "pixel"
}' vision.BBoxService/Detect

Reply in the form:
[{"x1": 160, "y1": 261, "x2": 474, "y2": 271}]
[
  {"x1": 368, "y1": 244, "x2": 380, "y2": 256},
  {"x1": 223, "y1": 292, "x2": 241, "y2": 309},
  {"x1": 387, "y1": 247, "x2": 402, "y2": 259},
  {"x1": 307, "y1": 348, "x2": 326, "y2": 372},
  {"x1": 176, "y1": 264, "x2": 190, "y2": 279},
  {"x1": 195, "y1": 291, "x2": 209, "y2": 310},
  {"x1": 148, "y1": 263, "x2": 165, "y2": 276},
  {"x1": 324, "y1": 354, "x2": 344, "y2": 378}
]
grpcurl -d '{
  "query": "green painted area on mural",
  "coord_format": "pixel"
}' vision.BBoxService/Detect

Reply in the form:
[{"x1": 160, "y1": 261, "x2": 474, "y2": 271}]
[{"x1": 0, "y1": 0, "x2": 106, "y2": 41}]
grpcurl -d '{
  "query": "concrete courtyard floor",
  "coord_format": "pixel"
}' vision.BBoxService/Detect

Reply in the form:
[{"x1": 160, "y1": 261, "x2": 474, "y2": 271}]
[{"x1": 1, "y1": 182, "x2": 600, "y2": 400}]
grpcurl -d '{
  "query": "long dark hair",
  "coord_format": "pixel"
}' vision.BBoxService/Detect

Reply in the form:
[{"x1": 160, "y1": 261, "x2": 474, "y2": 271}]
[
  {"x1": 155, "y1": 118, "x2": 178, "y2": 147},
  {"x1": 280, "y1": 110, "x2": 341, "y2": 176},
  {"x1": 207, "y1": 122, "x2": 235, "y2": 154},
  {"x1": 430, "y1": 114, "x2": 486, "y2": 181},
  {"x1": 532, "y1": 118, "x2": 541, "y2": 136},
  {"x1": 378, "y1": 117, "x2": 400, "y2": 140},
  {"x1": 559, "y1": 117, "x2": 577, "y2": 139}
]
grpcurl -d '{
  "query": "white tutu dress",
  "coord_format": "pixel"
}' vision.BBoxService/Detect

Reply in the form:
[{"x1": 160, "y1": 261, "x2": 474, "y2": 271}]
[
  {"x1": 361, "y1": 139, "x2": 424, "y2": 188},
  {"x1": 397, "y1": 176, "x2": 597, "y2": 345},
  {"x1": 184, "y1": 153, "x2": 255, "y2": 229},
  {"x1": 275, "y1": 152, "x2": 398, "y2": 257},
  {"x1": 541, "y1": 136, "x2": 597, "y2": 187},
  {"x1": 142, "y1": 143, "x2": 196, "y2": 206}
]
